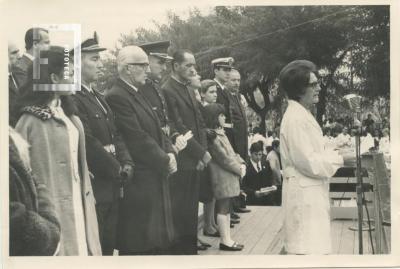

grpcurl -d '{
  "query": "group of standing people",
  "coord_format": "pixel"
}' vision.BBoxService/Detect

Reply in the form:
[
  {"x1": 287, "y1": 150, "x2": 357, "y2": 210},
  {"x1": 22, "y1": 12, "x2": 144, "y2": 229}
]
[
  {"x1": 9, "y1": 27, "x2": 363, "y2": 257},
  {"x1": 8, "y1": 28, "x2": 256, "y2": 256}
]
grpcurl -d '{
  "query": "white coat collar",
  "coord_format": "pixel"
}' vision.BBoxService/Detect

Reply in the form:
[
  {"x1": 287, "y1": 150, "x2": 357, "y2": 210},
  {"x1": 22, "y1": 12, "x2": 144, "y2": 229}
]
[{"x1": 287, "y1": 100, "x2": 321, "y2": 132}]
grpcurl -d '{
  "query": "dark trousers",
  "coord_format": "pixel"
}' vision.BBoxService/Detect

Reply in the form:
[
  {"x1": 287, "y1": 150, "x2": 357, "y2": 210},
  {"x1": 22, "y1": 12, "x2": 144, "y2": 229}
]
[
  {"x1": 96, "y1": 202, "x2": 118, "y2": 255},
  {"x1": 169, "y1": 169, "x2": 200, "y2": 255}
]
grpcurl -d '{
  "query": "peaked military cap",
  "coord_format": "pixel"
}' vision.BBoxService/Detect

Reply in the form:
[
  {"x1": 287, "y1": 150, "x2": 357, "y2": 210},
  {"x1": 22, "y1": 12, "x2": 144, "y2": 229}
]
[
  {"x1": 211, "y1": 57, "x2": 234, "y2": 69},
  {"x1": 139, "y1": 40, "x2": 173, "y2": 61}
]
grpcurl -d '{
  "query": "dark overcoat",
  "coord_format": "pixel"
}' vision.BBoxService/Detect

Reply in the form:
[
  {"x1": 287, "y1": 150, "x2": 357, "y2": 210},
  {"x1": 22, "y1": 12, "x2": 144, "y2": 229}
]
[
  {"x1": 72, "y1": 86, "x2": 132, "y2": 203},
  {"x1": 162, "y1": 77, "x2": 207, "y2": 170},
  {"x1": 106, "y1": 78, "x2": 175, "y2": 253}
]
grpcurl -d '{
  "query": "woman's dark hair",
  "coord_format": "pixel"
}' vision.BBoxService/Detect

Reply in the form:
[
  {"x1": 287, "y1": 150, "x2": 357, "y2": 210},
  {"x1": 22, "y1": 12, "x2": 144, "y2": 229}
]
[
  {"x1": 279, "y1": 60, "x2": 317, "y2": 101},
  {"x1": 202, "y1": 103, "x2": 225, "y2": 129},
  {"x1": 250, "y1": 141, "x2": 264, "y2": 154},
  {"x1": 200, "y1": 79, "x2": 217, "y2": 94},
  {"x1": 16, "y1": 46, "x2": 77, "y2": 117}
]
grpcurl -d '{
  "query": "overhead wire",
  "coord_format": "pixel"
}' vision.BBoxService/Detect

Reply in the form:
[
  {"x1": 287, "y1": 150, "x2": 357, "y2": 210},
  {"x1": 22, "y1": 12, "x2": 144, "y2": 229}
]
[{"x1": 195, "y1": 6, "x2": 358, "y2": 58}]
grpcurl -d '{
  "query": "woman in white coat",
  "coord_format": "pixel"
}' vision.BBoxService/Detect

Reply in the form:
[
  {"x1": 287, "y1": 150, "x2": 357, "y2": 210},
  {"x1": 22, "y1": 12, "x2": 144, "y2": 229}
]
[{"x1": 278, "y1": 60, "x2": 354, "y2": 254}]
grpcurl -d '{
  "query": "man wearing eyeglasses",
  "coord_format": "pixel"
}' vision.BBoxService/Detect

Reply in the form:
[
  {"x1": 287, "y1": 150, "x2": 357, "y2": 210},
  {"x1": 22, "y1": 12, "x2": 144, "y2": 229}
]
[
  {"x1": 72, "y1": 32, "x2": 134, "y2": 255},
  {"x1": 106, "y1": 45, "x2": 177, "y2": 255}
]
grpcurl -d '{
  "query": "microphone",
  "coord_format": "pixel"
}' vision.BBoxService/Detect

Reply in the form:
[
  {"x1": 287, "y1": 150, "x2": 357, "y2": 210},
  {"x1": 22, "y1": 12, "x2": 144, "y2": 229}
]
[{"x1": 343, "y1": 94, "x2": 362, "y2": 113}]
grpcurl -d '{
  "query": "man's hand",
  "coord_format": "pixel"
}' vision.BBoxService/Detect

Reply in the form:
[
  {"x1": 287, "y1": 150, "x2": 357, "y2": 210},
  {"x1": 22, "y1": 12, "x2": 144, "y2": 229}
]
[
  {"x1": 202, "y1": 151, "x2": 212, "y2": 165},
  {"x1": 121, "y1": 164, "x2": 134, "y2": 180},
  {"x1": 254, "y1": 190, "x2": 262, "y2": 198},
  {"x1": 240, "y1": 164, "x2": 247, "y2": 178},
  {"x1": 167, "y1": 153, "x2": 177, "y2": 175},
  {"x1": 196, "y1": 160, "x2": 205, "y2": 171},
  {"x1": 174, "y1": 134, "x2": 188, "y2": 152}
]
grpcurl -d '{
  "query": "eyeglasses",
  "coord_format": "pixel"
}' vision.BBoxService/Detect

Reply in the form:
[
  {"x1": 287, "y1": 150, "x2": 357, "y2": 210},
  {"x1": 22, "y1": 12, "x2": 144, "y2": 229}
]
[{"x1": 127, "y1": 63, "x2": 149, "y2": 69}]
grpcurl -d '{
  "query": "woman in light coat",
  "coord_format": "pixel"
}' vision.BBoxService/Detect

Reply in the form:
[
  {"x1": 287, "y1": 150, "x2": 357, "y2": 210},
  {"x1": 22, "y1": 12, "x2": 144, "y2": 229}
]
[
  {"x1": 279, "y1": 60, "x2": 354, "y2": 254},
  {"x1": 203, "y1": 103, "x2": 246, "y2": 251},
  {"x1": 15, "y1": 46, "x2": 101, "y2": 256}
]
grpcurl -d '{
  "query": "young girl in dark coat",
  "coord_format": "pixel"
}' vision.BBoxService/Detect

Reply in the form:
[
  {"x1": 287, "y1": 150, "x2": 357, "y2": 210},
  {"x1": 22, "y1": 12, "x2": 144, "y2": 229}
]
[{"x1": 203, "y1": 103, "x2": 246, "y2": 251}]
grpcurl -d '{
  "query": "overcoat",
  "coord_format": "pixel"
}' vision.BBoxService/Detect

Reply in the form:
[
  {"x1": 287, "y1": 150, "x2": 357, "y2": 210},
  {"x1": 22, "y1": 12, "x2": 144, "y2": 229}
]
[
  {"x1": 280, "y1": 100, "x2": 343, "y2": 254},
  {"x1": 162, "y1": 76, "x2": 207, "y2": 170},
  {"x1": 72, "y1": 86, "x2": 132, "y2": 204},
  {"x1": 15, "y1": 106, "x2": 102, "y2": 256},
  {"x1": 208, "y1": 129, "x2": 244, "y2": 199},
  {"x1": 106, "y1": 78, "x2": 175, "y2": 253},
  {"x1": 228, "y1": 93, "x2": 249, "y2": 161}
]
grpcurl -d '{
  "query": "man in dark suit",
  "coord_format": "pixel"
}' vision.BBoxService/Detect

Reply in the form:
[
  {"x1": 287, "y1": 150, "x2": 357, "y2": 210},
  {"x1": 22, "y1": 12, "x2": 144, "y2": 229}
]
[
  {"x1": 213, "y1": 58, "x2": 250, "y2": 218},
  {"x1": 106, "y1": 45, "x2": 177, "y2": 255},
  {"x1": 8, "y1": 42, "x2": 24, "y2": 126},
  {"x1": 213, "y1": 57, "x2": 235, "y2": 144},
  {"x1": 225, "y1": 68, "x2": 251, "y2": 216},
  {"x1": 138, "y1": 41, "x2": 189, "y2": 153},
  {"x1": 225, "y1": 69, "x2": 248, "y2": 162},
  {"x1": 162, "y1": 49, "x2": 211, "y2": 255},
  {"x1": 242, "y1": 142, "x2": 276, "y2": 205},
  {"x1": 14, "y1": 28, "x2": 50, "y2": 89},
  {"x1": 71, "y1": 33, "x2": 134, "y2": 255}
]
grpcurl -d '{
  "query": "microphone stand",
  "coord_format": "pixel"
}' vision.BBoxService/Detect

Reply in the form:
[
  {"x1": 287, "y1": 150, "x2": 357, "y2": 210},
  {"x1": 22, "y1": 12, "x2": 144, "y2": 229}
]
[{"x1": 354, "y1": 111, "x2": 363, "y2": 254}]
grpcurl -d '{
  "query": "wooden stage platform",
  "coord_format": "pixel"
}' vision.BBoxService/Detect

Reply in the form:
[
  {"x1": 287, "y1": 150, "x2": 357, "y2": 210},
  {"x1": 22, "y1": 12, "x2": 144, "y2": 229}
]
[{"x1": 198, "y1": 206, "x2": 375, "y2": 255}]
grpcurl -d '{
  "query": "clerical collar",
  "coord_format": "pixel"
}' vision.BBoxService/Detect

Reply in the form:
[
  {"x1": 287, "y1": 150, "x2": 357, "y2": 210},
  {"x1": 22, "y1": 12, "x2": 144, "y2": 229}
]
[
  {"x1": 214, "y1": 78, "x2": 225, "y2": 90},
  {"x1": 121, "y1": 78, "x2": 138, "y2": 92},
  {"x1": 171, "y1": 75, "x2": 190, "y2": 87}
]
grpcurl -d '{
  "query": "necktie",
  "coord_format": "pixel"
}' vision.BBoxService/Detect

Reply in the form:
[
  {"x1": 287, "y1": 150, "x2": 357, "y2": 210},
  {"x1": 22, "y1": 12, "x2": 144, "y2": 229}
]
[
  {"x1": 257, "y1": 163, "x2": 261, "y2": 172},
  {"x1": 91, "y1": 90, "x2": 107, "y2": 115}
]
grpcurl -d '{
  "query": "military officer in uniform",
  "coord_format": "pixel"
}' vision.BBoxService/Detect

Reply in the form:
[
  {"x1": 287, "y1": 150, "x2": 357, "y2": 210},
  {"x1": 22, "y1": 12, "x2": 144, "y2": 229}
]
[
  {"x1": 139, "y1": 41, "x2": 190, "y2": 153},
  {"x1": 72, "y1": 32, "x2": 134, "y2": 255}
]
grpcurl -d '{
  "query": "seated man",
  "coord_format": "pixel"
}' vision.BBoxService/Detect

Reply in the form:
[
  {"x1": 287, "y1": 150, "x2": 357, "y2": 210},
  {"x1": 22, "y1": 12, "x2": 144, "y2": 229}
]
[{"x1": 242, "y1": 141, "x2": 276, "y2": 206}]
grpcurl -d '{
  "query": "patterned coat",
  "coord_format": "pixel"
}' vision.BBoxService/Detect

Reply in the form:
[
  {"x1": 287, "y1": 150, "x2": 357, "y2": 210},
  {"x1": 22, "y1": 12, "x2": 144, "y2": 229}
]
[{"x1": 15, "y1": 106, "x2": 102, "y2": 256}]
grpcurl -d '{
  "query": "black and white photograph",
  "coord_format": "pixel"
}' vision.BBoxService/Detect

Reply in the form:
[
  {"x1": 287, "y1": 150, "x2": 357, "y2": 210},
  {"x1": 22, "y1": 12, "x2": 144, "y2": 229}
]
[{"x1": 2, "y1": 0, "x2": 399, "y2": 268}]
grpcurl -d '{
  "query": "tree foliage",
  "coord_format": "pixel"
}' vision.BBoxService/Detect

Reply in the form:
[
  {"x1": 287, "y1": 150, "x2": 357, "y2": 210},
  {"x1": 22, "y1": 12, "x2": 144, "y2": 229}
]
[{"x1": 99, "y1": 5, "x2": 389, "y2": 130}]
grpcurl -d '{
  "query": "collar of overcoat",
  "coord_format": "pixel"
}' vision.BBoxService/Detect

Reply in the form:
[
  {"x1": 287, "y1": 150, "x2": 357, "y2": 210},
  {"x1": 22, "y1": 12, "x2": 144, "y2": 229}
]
[
  {"x1": 117, "y1": 78, "x2": 158, "y2": 122},
  {"x1": 287, "y1": 100, "x2": 321, "y2": 134}
]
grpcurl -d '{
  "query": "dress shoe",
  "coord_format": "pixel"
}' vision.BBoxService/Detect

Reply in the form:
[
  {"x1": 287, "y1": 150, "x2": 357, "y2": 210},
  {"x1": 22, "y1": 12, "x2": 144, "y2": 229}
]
[
  {"x1": 234, "y1": 207, "x2": 251, "y2": 213},
  {"x1": 197, "y1": 244, "x2": 208, "y2": 251},
  {"x1": 203, "y1": 230, "x2": 220, "y2": 237},
  {"x1": 231, "y1": 219, "x2": 240, "y2": 224},
  {"x1": 219, "y1": 242, "x2": 244, "y2": 251},
  {"x1": 198, "y1": 239, "x2": 211, "y2": 248},
  {"x1": 230, "y1": 213, "x2": 240, "y2": 220}
]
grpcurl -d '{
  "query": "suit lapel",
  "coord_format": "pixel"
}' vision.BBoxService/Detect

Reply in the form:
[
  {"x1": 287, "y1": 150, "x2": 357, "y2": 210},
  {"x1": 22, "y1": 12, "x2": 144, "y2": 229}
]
[
  {"x1": 80, "y1": 87, "x2": 105, "y2": 112},
  {"x1": 175, "y1": 83, "x2": 195, "y2": 109},
  {"x1": 119, "y1": 79, "x2": 158, "y2": 122}
]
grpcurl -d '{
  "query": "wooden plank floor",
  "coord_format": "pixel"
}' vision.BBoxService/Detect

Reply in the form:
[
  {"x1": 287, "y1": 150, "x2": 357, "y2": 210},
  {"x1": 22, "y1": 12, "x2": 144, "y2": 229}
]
[{"x1": 198, "y1": 206, "x2": 375, "y2": 255}]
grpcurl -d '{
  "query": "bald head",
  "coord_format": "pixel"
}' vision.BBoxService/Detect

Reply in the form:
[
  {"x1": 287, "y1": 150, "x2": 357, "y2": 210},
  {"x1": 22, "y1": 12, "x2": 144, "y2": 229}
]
[
  {"x1": 117, "y1": 45, "x2": 149, "y2": 86},
  {"x1": 8, "y1": 42, "x2": 20, "y2": 69},
  {"x1": 117, "y1": 46, "x2": 148, "y2": 72}
]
